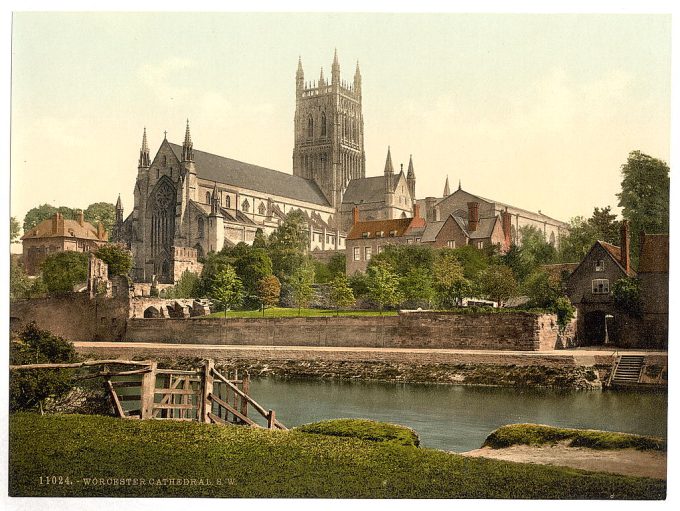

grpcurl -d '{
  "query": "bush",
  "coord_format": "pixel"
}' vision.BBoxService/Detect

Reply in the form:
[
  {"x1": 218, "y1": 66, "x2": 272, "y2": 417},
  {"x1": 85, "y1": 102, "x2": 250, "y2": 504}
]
[
  {"x1": 9, "y1": 323, "x2": 79, "y2": 412},
  {"x1": 296, "y1": 418, "x2": 420, "y2": 447},
  {"x1": 94, "y1": 244, "x2": 132, "y2": 276},
  {"x1": 41, "y1": 251, "x2": 89, "y2": 295}
]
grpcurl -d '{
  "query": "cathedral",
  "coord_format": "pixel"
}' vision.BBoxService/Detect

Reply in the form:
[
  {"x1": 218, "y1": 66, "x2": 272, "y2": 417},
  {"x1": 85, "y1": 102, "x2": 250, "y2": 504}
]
[{"x1": 116, "y1": 51, "x2": 418, "y2": 283}]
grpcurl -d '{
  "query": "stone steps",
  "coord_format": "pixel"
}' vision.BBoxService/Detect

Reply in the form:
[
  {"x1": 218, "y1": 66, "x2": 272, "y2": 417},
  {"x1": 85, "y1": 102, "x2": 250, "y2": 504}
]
[{"x1": 611, "y1": 355, "x2": 645, "y2": 385}]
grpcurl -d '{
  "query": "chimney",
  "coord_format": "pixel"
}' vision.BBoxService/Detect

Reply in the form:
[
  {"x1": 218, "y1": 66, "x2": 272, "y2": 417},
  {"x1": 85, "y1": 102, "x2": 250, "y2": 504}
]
[
  {"x1": 413, "y1": 203, "x2": 420, "y2": 219},
  {"x1": 502, "y1": 209, "x2": 512, "y2": 248},
  {"x1": 467, "y1": 202, "x2": 479, "y2": 232},
  {"x1": 51, "y1": 212, "x2": 59, "y2": 233},
  {"x1": 78, "y1": 210, "x2": 84, "y2": 226},
  {"x1": 353, "y1": 206, "x2": 359, "y2": 225},
  {"x1": 620, "y1": 220, "x2": 630, "y2": 274}
]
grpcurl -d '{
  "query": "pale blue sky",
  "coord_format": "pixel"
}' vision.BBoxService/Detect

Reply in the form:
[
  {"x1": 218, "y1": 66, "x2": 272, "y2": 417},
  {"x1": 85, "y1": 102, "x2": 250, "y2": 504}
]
[{"x1": 11, "y1": 12, "x2": 671, "y2": 228}]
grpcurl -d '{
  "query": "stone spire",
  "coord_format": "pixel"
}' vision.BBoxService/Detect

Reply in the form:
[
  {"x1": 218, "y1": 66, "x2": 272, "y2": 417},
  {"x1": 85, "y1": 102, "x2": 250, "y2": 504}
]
[
  {"x1": 384, "y1": 146, "x2": 394, "y2": 175},
  {"x1": 353, "y1": 60, "x2": 362, "y2": 96},
  {"x1": 138, "y1": 127, "x2": 150, "y2": 168},
  {"x1": 115, "y1": 194, "x2": 122, "y2": 210},
  {"x1": 296, "y1": 56, "x2": 304, "y2": 94},
  {"x1": 443, "y1": 175, "x2": 450, "y2": 197},
  {"x1": 182, "y1": 119, "x2": 194, "y2": 162},
  {"x1": 407, "y1": 154, "x2": 416, "y2": 199},
  {"x1": 331, "y1": 48, "x2": 340, "y2": 85},
  {"x1": 319, "y1": 67, "x2": 326, "y2": 87}
]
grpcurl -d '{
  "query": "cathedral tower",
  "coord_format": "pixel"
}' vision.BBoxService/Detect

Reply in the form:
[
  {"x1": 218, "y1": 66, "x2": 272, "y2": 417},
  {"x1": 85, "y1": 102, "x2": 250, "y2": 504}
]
[{"x1": 292, "y1": 50, "x2": 365, "y2": 211}]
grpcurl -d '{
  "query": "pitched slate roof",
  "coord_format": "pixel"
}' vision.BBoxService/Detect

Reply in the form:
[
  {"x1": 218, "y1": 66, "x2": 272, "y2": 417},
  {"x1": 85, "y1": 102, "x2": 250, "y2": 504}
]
[
  {"x1": 638, "y1": 234, "x2": 669, "y2": 273},
  {"x1": 168, "y1": 143, "x2": 330, "y2": 208},
  {"x1": 347, "y1": 216, "x2": 425, "y2": 240},
  {"x1": 420, "y1": 221, "x2": 445, "y2": 242},
  {"x1": 342, "y1": 175, "x2": 389, "y2": 204}
]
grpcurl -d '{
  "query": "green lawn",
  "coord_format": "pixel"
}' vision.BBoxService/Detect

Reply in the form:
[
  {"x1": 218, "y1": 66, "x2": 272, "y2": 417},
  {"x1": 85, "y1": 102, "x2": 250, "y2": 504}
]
[
  {"x1": 9, "y1": 413, "x2": 665, "y2": 499},
  {"x1": 483, "y1": 424, "x2": 666, "y2": 451},
  {"x1": 205, "y1": 307, "x2": 398, "y2": 318}
]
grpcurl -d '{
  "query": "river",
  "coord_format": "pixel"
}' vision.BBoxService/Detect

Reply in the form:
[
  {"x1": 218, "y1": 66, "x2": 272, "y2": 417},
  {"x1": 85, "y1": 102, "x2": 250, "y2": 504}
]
[{"x1": 248, "y1": 379, "x2": 668, "y2": 452}]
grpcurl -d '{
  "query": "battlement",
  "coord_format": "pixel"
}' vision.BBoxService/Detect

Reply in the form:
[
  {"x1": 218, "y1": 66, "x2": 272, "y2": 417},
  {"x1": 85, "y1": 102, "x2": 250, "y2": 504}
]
[{"x1": 300, "y1": 82, "x2": 360, "y2": 100}]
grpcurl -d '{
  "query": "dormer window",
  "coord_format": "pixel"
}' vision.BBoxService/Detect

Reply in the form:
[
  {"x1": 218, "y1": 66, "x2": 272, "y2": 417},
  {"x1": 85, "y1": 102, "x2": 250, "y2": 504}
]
[
  {"x1": 389, "y1": 230, "x2": 398, "y2": 237},
  {"x1": 362, "y1": 232, "x2": 369, "y2": 238},
  {"x1": 376, "y1": 231, "x2": 384, "y2": 238},
  {"x1": 595, "y1": 259, "x2": 605, "y2": 272}
]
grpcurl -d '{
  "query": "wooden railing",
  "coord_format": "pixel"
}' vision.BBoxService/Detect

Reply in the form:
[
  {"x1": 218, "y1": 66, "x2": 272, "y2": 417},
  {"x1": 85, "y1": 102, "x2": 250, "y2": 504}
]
[{"x1": 10, "y1": 358, "x2": 286, "y2": 430}]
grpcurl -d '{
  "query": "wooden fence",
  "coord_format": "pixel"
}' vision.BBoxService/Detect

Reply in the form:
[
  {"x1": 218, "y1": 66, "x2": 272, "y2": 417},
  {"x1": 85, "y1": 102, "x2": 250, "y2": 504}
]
[{"x1": 10, "y1": 359, "x2": 286, "y2": 430}]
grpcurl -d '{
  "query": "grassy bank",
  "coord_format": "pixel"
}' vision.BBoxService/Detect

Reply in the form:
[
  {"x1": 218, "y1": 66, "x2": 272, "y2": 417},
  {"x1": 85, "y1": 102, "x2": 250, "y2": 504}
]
[
  {"x1": 483, "y1": 424, "x2": 666, "y2": 451},
  {"x1": 9, "y1": 413, "x2": 665, "y2": 499},
  {"x1": 205, "y1": 307, "x2": 398, "y2": 318}
]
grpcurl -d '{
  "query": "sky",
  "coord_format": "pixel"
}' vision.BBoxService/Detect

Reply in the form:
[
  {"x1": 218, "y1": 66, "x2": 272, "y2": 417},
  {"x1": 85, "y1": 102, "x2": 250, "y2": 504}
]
[{"x1": 10, "y1": 12, "x2": 671, "y2": 234}]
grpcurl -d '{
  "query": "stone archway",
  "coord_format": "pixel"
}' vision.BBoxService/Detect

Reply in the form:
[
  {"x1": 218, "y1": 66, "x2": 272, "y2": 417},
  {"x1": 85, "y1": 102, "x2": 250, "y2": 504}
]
[{"x1": 143, "y1": 306, "x2": 161, "y2": 318}]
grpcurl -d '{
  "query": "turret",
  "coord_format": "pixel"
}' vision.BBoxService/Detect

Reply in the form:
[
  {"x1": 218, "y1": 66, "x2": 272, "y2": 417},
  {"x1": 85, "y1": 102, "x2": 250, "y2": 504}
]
[
  {"x1": 181, "y1": 119, "x2": 194, "y2": 162},
  {"x1": 319, "y1": 67, "x2": 326, "y2": 87},
  {"x1": 353, "y1": 61, "x2": 362, "y2": 99},
  {"x1": 331, "y1": 48, "x2": 340, "y2": 87},
  {"x1": 407, "y1": 154, "x2": 416, "y2": 200},
  {"x1": 296, "y1": 56, "x2": 304, "y2": 96},
  {"x1": 210, "y1": 182, "x2": 222, "y2": 217},
  {"x1": 384, "y1": 146, "x2": 394, "y2": 192},
  {"x1": 138, "y1": 127, "x2": 150, "y2": 169},
  {"x1": 443, "y1": 175, "x2": 451, "y2": 197}
]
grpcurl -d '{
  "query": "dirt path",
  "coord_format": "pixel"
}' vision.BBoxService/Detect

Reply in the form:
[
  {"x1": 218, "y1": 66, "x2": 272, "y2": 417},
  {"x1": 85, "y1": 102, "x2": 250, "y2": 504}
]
[{"x1": 462, "y1": 443, "x2": 667, "y2": 480}]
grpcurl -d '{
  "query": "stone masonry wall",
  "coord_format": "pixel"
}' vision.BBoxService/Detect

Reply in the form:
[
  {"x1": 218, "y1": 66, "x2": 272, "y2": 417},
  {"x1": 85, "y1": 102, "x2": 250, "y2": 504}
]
[{"x1": 126, "y1": 311, "x2": 559, "y2": 351}]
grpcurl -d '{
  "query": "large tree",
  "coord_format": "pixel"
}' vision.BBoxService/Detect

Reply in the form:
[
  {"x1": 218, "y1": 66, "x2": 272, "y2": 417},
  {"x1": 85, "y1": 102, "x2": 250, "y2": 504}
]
[
  {"x1": 328, "y1": 274, "x2": 356, "y2": 315},
  {"x1": 255, "y1": 275, "x2": 281, "y2": 315},
  {"x1": 84, "y1": 202, "x2": 116, "y2": 235},
  {"x1": 95, "y1": 244, "x2": 132, "y2": 276},
  {"x1": 41, "y1": 251, "x2": 89, "y2": 295},
  {"x1": 558, "y1": 207, "x2": 621, "y2": 263},
  {"x1": 289, "y1": 263, "x2": 316, "y2": 316},
  {"x1": 268, "y1": 210, "x2": 309, "y2": 282},
  {"x1": 366, "y1": 260, "x2": 402, "y2": 314},
  {"x1": 432, "y1": 252, "x2": 471, "y2": 309},
  {"x1": 616, "y1": 151, "x2": 670, "y2": 262},
  {"x1": 478, "y1": 265, "x2": 519, "y2": 306},
  {"x1": 208, "y1": 265, "x2": 244, "y2": 316},
  {"x1": 10, "y1": 217, "x2": 21, "y2": 243},
  {"x1": 233, "y1": 247, "x2": 273, "y2": 302}
]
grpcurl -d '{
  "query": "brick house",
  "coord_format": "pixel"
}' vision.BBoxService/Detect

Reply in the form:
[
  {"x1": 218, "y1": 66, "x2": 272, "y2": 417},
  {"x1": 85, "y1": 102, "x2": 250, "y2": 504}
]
[
  {"x1": 21, "y1": 211, "x2": 108, "y2": 275},
  {"x1": 345, "y1": 205, "x2": 426, "y2": 275},
  {"x1": 566, "y1": 221, "x2": 636, "y2": 346}
]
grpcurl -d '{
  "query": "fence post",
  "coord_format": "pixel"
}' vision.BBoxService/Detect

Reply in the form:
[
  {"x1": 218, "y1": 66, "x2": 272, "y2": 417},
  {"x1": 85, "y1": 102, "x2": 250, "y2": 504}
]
[
  {"x1": 140, "y1": 362, "x2": 157, "y2": 420},
  {"x1": 267, "y1": 409, "x2": 276, "y2": 430},
  {"x1": 202, "y1": 359, "x2": 214, "y2": 423},
  {"x1": 241, "y1": 372, "x2": 249, "y2": 419}
]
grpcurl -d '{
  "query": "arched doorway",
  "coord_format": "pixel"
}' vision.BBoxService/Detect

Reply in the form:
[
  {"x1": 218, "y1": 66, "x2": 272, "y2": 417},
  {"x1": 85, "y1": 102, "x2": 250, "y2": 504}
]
[{"x1": 144, "y1": 306, "x2": 161, "y2": 318}]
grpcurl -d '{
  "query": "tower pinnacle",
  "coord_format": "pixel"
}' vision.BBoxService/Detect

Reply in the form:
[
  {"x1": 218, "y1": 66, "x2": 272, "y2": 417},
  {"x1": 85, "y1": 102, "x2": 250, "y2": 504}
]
[
  {"x1": 384, "y1": 146, "x2": 394, "y2": 175},
  {"x1": 182, "y1": 119, "x2": 194, "y2": 162},
  {"x1": 443, "y1": 175, "x2": 451, "y2": 197},
  {"x1": 331, "y1": 48, "x2": 340, "y2": 85},
  {"x1": 138, "y1": 127, "x2": 150, "y2": 168}
]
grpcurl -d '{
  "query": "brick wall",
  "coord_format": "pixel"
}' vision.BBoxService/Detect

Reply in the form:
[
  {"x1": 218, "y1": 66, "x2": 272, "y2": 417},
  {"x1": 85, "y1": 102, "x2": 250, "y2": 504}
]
[{"x1": 126, "y1": 311, "x2": 559, "y2": 351}]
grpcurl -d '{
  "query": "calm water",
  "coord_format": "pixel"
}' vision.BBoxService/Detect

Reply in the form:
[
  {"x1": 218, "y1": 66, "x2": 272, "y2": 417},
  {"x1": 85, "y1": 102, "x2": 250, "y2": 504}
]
[{"x1": 248, "y1": 379, "x2": 667, "y2": 452}]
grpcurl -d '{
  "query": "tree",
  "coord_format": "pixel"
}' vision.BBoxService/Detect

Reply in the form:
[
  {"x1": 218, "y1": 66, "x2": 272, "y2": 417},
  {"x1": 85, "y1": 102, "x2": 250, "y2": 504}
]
[
  {"x1": 612, "y1": 276, "x2": 642, "y2": 318},
  {"x1": 327, "y1": 253, "x2": 346, "y2": 277},
  {"x1": 10, "y1": 216, "x2": 21, "y2": 243},
  {"x1": 370, "y1": 244, "x2": 435, "y2": 278},
  {"x1": 84, "y1": 202, "x2": 116, "y2": 234},
  {"x1": 478, "y1": 265, "x2": 519, "y2": 306},
  {"x1": 256, "y1": 275, "x2": 281, "y2": 316},
  {"x1": 23, "y1": 204, "x2": 58, "y2": 232},
  {"x1": 518, "y1": 225, "x2": 557, "y2": 269},
  {"x1": 500, "y1": 243, "x2": 534, "y2": 283},
  {"x1": 252, "y1": 228, "x2": 268, "y2": 249},
  {"x1": 523, "y1": 270, "x2": 561, "y2": 308},
  {"x1": 328, "y1": 275, "x2": 355, "y2": 315},
  {"x1": 10, "y1": 258, "x2": 32, "y2": 300},
  {"x1": 432, "y1": 253, "x2": 471, "y2": 309},
  {"x1": 399, "y1": 267, "x2": 434, "y2": 307},
  {"x1": 448, "y1": 245, "x2": 489, "y2": 279},
  {"x1": 268, "y1": 210, "x2": 309, "y2": 282},
  {"x1": 348, "y1": 271, "x2": 370, "y2": 299},
  {"x1": 207, "y1": 265, "x2": 244, "y2": 317},
  {"x1": 10, "y1": 323, "x2": 78, "y2": 412},
  {"x1": 617, "y1": 151, "x2": 670, "y2": 263},
  {"x1": 198, "y1": 251, "x2": 236, "y2": 297},
  {"x1": 233, "y1": 247, "x2": 273, "y2": 304},
  {"x1": 164, "y1": 270, "x2": 201, "y2": 299},
  {"x1": 289, "y1": 263, "x2": 316, "y2": 316},
  {"x1": 558, "y1": 207, "x2": 621, "y2": 263},
  {"x1": 95, "y1": 244, "x2": 132, "y2": 276},
  {"x1": 589, "y1": 206, "x2": 621, "y2": 245},
  {"x1": 41, "y1": 251, "x2": 89, "y2": 295},
  {"x1": 366, "y1": 260, "x2": 402, "y2": 314}
]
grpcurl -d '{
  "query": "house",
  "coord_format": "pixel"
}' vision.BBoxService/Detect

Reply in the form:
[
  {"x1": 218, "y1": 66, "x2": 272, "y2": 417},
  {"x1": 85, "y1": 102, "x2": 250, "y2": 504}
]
[
  {"x1": 21, "y1": 211, "x2": 108, "y2": 275},
  {"x1": 638, "y1": 233, "x2": 669, "y2": 348},
  {"x1": 345, "y1": 205, "x2": 426, "y2": 274},
  {"x1": 566, "y1": 221, "x2": 636, "y2": 346}
]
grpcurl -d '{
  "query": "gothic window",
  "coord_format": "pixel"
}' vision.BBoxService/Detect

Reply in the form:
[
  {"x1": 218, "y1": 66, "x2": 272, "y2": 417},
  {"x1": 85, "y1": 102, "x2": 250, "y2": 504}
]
[
  {"x1": 162, "y1": 155, "x2": 167, "y2": 167},
  {"x1": 242, "y1": 199, "x2": 250, "y2": 212},
  {"x1": 258, "y1": 202, "x2": 266, "y2": 215},
  {"x1": 150, "y1": 180, "x2": 176, "y2": 280},
  {"x1": 307, "y1": 115, "x2": 314, "y2": 138},
  {"x1": 226, "y1": 195, "x2": 231, "y2": 208},
  {"x1": 197, "y1": 217, "x2": 204, "y2": 239},
  {"x1": 321, "y1": 112, "x2": 327, "y2": 137},
  {"x1": 206, "y1": 191, "x2": 211, "y2": 204}
]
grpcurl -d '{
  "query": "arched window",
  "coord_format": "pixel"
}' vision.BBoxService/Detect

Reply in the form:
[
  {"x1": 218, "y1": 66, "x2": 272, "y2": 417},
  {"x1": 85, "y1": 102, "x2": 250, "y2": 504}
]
[
  {"x1": 197, "y1": 217, "x2": 204, "y2": 239},
  {"x1": 242, "y1": 199, "x2": 250, "y2": 213},
  {"x1": 206, "y1": 191, "x2": 211, "y2": 204},
  {"x1": 320, "y1": 112, "x2": 327, "y2": 137},
  {"x1": 162, "y1": 155, "x2": 167, "y2": 167},
  {"x1": 226, "y1": 195, "x2": 231, "y2": 208},
  {"x1": 307, "y1": 115, "x2": 314, "y2": 138},
  {"x1": 258, "y1": 202, "x2": 266, "y2": 215}
]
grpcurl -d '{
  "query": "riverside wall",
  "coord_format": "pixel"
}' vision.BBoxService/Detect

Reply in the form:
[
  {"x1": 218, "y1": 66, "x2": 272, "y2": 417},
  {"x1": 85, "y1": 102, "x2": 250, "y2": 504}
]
[{"x1": 125, "y1": 311, "x2": 560, "y2": 351}]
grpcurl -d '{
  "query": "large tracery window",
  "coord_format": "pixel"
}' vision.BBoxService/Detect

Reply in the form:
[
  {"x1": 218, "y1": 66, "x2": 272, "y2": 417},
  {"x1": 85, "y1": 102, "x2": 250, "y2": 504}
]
[
  {"x1": 150, "y1": 180, "x2": 176, "y2": 281},
  {"x1": 197, "y1": 217, "x2": 205, "y2": 239},
  {"x1": 307, "y1": 115, "x2": 314, "y2": 138},
  {"x1": 320, "y1": 112, "x2": 327, "y2": 137}
]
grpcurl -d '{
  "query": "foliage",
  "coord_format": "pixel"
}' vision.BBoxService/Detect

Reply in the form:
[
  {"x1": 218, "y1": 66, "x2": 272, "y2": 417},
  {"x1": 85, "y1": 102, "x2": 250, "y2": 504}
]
[
  {"x1": 164, "y1": 270, "x2": 201, "y2": 299},
  {"x1": 517, "y1": 226, "x2": 557, "y2": 269},
  {"x1": 399, "y1": 267, "x2": 434, "y2": 307},
  {"x1": 9, "y1": 323, "x2": 79, "y2": 412},
  {"x1": 233, "y1": 247, "x2": 273, "y2": 304},
  {"x1": 268, "y1": 210, "x2": 309, "y2": 282},
  {"x1": 612, "y1": 277, "x2": 642, "y2": 317},
  {"x1": 312, "y1": 259, "x2": 333, "y2": 284},
  {"x1": 432, "y1": 252, "x2": 471, "y2": 308},
  {"x1": 523, "y1": 270, "x2": 561, "y2": 309},
  {"x1": 589, "y1": 206, "x2": 621, "y2": 245},
  {"x1": 94, "y1": 244, "x2": 132, "y2": 276},
  {"x1": 312, "y1": 253, "x2": 347, "y2": 284},
  {"x1": 289, "y1": 263, "x2": 316, "y2": 315},
  {"x1": 500, "y1": 243, "x2": 534, "y2": 283},
  {"x1": 348, "y1": 271, "x2": 370, "y2": 299},
  {"x1": 252, "y1": 228, "x2": 268, "y2": 249},
  {"x1": 617, "y1": 150, "x2": 670, "y2": 263},
  {"x1": 327, "y1": 252, "x2": 347, "y2": 277},
  {"x1": 10, "y1": 258, "x2": 32, "y2": 300},
  {"x1": 207, "y1": 265, "x2": 243, "y2": 316},
  {"x1": 370, "y1": 244, "x2": 434, "y2": 278},
  {"x1": 366, "y1": 260, "x2": 402, "y2": 313},
  {"x1": 328, "y1": 275, "x2": 356, "y2": 314},
  {"x1": 84, "y1": 202, "x2": 116, "y2": 235},
  {"x1": 11, "y1": 216, "x2": 21, "y2": 243},
  {"x1": 483, "y1": 423, "x2": 665, "y2": 451},
  {"x1": 9, "y1": 413, "x2": 666, "y2": 498},
  {"x1": 553, "y1": 296, "x2": 576, "y2": 333},
  {"x1": 447, "y1": 245, "x2": 489, "y2": 280},
  {"x1": 255, "y1": 275, "x2": 281, "y2": 313},
  {"x1": 41, "y1": 251, "x2": 89, "y2": 295},
  {"x1": 23, "y1": 204, "x2": 59, "y2": 232},
  {"x1": 204, "y1": 307, "x2": 397, "y2": 318},
  {"x1": 478, "y1": 265, "x2": 519, "y2": 306},
  {"x1": 558, "y1": 207, "x2": 622, "y2": 263},
  {"x1": 198, "y1": 251, "x2": 236, "y2": 297},
  {"x1": 296, "y1": 419, "x2": 419, "y2": 447}
]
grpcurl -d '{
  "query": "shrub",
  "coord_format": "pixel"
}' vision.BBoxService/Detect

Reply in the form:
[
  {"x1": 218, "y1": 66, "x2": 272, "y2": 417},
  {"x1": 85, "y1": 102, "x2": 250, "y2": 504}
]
[
  {"x1": 296, "y1": 419, "x2": 420, "y2": 447},
  {"x1": 41, "y1": 251, "x2": 89, "y2": 295}
]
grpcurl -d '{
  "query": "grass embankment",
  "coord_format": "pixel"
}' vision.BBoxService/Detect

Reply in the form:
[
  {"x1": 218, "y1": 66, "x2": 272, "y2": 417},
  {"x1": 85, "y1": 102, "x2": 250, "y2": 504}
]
[
  {"x1": 9, "y1": 413, "x2": 665, "y2": 499},
  {"x1": 296, "y1": 419, "x2": 419, "y2": 447},
  {"x1": 483, "y1": 424, "x2": 666, "y2": 451},
  {"x1": 205, "y1": 307, "x2": 398, "y2": 319}
]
